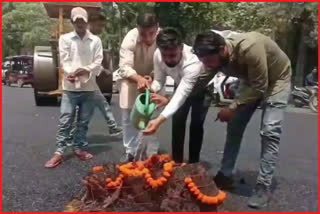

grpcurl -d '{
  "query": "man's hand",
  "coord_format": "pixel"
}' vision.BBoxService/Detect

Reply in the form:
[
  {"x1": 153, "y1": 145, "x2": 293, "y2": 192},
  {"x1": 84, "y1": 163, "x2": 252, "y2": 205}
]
[
  {"x1": 143, "y1": 116, "x2": 166, "y2": 136},
  {"x1": 130, "y1": 74, "x2": 150, "y2": 91},
  {"x1": 74, "y1": 68, "x2": 90, "y2": 78},
  {"x1": 144, "y1": 75, "x2": 153, "y2": 86},
  {"x1": 66, "y1": 74, "x2": 76, "y2": 83},
  {"x1": 216, "y1": 106, "x2": 235, "y2": 122},
  {"x1": 150, "y1": 93, "x2": 169, "y2": 109}
]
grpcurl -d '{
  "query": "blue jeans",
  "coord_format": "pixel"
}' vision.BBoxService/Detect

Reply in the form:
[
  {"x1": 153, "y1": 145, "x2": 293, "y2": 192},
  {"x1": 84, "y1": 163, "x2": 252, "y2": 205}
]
[
  {"x1": 220, "y1": 83, "x2": 291, "y2": 186},
  {"x1": 68, "y1": 90, "x2": 117, "y2": 146},
  {"x1": 55, "y1": 91, "x2": 95, "y2": 155},
  {"x1": 94, "y1": 90, "x2": 117, "y2": 128}
]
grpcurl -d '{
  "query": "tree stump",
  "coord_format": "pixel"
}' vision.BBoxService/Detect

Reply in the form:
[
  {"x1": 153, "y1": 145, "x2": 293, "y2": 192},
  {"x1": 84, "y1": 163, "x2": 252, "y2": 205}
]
[{"x1": 65, "y1": 160, "x2": 222, "y2": 212}]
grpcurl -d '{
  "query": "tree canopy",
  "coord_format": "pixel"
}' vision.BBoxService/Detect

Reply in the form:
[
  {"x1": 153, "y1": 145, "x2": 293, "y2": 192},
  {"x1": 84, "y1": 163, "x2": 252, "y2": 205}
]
[
  {"x1": 2, "y1": 2, "x2": 318, "y2": 85},
  {"x1": 2, "y1": 2, "x2": 54, "y2": 57}
]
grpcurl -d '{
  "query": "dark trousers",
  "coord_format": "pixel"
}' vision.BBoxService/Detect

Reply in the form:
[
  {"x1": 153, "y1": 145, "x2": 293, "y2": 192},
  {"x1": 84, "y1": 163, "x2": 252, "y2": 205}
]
[{"x1": 171, "y1": 92, "x2": 211, "y2": 163}]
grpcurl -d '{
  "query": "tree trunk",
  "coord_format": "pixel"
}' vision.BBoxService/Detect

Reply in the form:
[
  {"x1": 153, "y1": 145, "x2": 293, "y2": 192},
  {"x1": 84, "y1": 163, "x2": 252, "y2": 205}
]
[
  {"x1": 286, "y1": 25, "x2": 299, "y2": 71},
  {"x1": 294, "y1": 26, "x2": 307, "y2": 87},
  {"x1": 118, "y1": 6, "x2": 123, "y2": 44},
  {"x1": 66, "y1": 162, "x2": 221, "y2": 212}
]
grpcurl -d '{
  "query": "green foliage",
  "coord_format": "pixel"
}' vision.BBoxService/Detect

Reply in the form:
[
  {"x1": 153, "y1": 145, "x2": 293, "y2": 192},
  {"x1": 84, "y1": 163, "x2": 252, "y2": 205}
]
[
  {"x1": 100, "y1": 2, "x2": 155, "y2": 53},
  {"x1": 2, "y1": 2, "x2": 317, "y2": 61},
  {"x1": 2, "y1": 2, "x2": 54, "y2": 58}
]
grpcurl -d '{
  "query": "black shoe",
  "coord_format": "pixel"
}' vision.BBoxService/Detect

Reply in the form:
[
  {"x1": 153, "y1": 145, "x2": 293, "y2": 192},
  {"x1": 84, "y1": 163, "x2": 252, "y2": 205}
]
[
  {"x1": 188, "y1": 160, "x2": 199, "y2": 164},
  {"x1": 120, "y1": 153, "x2": 134, "y2": 163},
  {"x1": 109, "y1": 126, "x2": 123, "y2": 137},
  {"x1": 213, "y1": 171, "x2": 235, "y2": 190},
  {"x1": 248, "y1": 183, "x2": 271, "y2": 209},
  {"x1": 188, "y1": 156, "x2": 200, "y2": 163}
]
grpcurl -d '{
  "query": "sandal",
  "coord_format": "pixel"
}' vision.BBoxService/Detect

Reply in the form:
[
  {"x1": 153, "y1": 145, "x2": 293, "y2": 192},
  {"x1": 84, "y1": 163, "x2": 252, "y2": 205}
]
[
  {"x1": 45, "y1": 154, "x2": 63, "y2": 168},
  {"x1": 75, "y1": 150, "x2": 93, "y2": 161}
]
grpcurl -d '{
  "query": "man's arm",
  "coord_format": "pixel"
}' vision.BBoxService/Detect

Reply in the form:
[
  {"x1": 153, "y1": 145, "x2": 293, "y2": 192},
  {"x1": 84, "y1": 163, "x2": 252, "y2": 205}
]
[
  {"x1": 231, "y1": 42, "x2": 268, "y2": 108},
  {"x1": 160, "y1": 62, "x2": 202, "y2": 119},
  {"x1": 151, "y1": 50, "x2": 167, "y2": 93},
  {"x1": 59, "y1": 35, "x2": 73, "y2": 74},
  {"x1": 118, "y1": 31, "x2": 137, "y2": 78},
  {"x1": 142, "y1": 62, "x2": 202, "y2": 135},
  {"x1": 118, "y1": 30, "x2": 150, "y2": 89}
]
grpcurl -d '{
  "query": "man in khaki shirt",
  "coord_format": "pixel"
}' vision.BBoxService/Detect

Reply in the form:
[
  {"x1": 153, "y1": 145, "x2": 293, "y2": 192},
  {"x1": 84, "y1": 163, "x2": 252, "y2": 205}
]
[
  {"x1": 193, "y1": 31, "x2": 292, "y2": 209},
  {"x1": 117, "y1": 11, "x2": 159, "y2": 162}
]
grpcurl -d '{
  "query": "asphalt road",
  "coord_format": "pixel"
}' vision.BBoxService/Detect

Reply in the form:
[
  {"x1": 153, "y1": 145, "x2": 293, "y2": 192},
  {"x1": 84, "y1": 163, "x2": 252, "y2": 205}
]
[{"x1": 2, "y1": 85, "x2": 319, "y2": 212}]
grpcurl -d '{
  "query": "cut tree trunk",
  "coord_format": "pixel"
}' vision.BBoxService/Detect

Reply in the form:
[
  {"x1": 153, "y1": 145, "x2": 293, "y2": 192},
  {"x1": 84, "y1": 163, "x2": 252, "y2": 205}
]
[{"x1": 64, "y1": 162, "x2": 221, "y2": 212}]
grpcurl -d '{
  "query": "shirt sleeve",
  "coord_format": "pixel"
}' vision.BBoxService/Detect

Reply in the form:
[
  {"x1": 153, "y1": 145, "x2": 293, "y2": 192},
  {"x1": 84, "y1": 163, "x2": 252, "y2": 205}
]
[
  {"x1": 190, "y1": 67, "x2": 215, "y2": 95},
  {"x1": 81, "y1": 37, "x2": 103, "y2": 77},
  {"x1": 234, "y1": 42, "x2": 268, "y2": 106},
  {"x1": 160, "y1": 62, "x2": 202, "y2": 119},
  {"x1": 58, "y1": 35, "x2": 73, "y2": 74},
  {"x1": 151, "y1": 51, "x2": 166, "y2": 93},
  {"x1": 118, "y1": 31, "x2": 137, "y2": 78}
]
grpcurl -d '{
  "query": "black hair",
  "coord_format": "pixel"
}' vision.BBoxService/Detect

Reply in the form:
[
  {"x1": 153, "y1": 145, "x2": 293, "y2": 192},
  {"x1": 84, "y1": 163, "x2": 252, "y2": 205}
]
[
  {"x1": 89, "y1": 13, "x2": 106, "y2": 23},
  {"x1": 193, "y1": 31, "x2": 226, "y2": 57},
  {"x1": 137, "y1": 11, "x2": 158, "y2": 28},
  {"x1": 156, "y1": 27, "x2": 182, "y2": 50}
]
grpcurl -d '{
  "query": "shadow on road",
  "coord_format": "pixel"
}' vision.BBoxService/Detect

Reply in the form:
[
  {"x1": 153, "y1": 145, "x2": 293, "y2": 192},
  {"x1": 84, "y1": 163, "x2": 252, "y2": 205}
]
[
  {"x1": 86, "y1": 134, "x2": 121, "y2": 155},
  {"x1": 227, "y1": 170, "x2": 258, "y2": 197},
  {"x1": 199, "y1": 160, "x2": 214, "y2": 170},
  {"x1": 158, "y1": 148, "x2": 169, "y2": 155},
  {"x1": 88, "y1": 134, "x2": 121, "y2": 144},
  {"x1": 223, "y1": 170, "x2": 279, "y2": 197}
]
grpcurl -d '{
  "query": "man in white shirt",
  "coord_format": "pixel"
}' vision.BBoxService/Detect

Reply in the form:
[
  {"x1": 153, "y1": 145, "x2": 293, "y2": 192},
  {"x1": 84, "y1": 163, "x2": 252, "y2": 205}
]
[
  {"x1": 45, "y1": 7, "x2": 103, "y2": 168},
  {"x1": 117, "y1": 11, "x2": 160, "y2": 162},
  {"x1": 144, "y1": 28, "x2": 214, "y2": 163},
  {"x1": 89, "y1": 13, "x2": 122, "y2": 136},
  {"x1": 67, "y1": 13, "x2": 123, "y2": 148}
]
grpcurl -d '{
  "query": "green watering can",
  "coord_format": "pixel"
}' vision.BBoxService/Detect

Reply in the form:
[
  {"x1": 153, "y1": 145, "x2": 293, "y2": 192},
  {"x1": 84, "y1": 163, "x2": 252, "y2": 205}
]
[{"x1": 130, "y1": 89, "x2": 156, "y2": 130}]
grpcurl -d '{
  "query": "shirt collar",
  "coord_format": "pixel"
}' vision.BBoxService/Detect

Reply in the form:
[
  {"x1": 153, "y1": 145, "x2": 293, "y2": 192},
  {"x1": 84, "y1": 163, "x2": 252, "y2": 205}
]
[
  {"x1": 71, "y1": 30, "x2": 94, "y2": 41},
  {"x1": 226, "y1": 39, "x2": 235, "y2": 63}
]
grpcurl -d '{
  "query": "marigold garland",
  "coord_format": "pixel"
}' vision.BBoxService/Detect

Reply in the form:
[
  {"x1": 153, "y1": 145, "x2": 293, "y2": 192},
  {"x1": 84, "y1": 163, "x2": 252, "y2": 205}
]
[
  {"x1": 144, "y1": 161, "x2": 175, "y2": 188},
  {"x1": 91, "y1": 155, "x2": 227, "y2": 205},
  {"x1": 184, "y1": 177, "x2": 227, "y2": 205}
]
